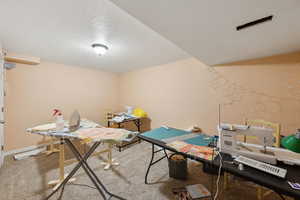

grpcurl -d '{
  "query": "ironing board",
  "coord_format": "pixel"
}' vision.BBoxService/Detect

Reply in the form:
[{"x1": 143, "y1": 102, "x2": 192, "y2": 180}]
[
  {"x1": 28, "y1": 120, "x2": 123, "y2": 191},
  {"x1": 27, "y1": 121, "x2": 135, "y2": 200}
]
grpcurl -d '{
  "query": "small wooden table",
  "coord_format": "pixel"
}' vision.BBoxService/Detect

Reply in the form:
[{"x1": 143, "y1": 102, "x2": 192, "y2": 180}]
[
  {"x1": 107, "y1": 116, "x2": 142, "y2": 132},
  {"x1": 107, "y1": 115, "x2": 142, "y2": 151}
]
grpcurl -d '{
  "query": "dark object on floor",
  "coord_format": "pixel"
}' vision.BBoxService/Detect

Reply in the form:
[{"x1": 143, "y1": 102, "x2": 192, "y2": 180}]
[
  {"x1": 202, "y1": 162, "x2": 221, "y2": 175},
  {"x1": 168, "y1": 154, "x2": 187, "y2": 180},
  {"x1": 185, "y1": 184, "x2": 211, "y2": 199},
  {"x1": 172, "y1": 187, "x2": 192, "y2": 200},
  {"x1": 172, "y1": 186, "x2": 211, "y2": 200}
]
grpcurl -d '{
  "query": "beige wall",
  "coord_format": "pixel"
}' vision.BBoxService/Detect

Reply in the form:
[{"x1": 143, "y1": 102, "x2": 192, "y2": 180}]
[
  {"x1": 119, "y1": 52, "x2": 300, "y2": 136},
  {"x1": 5, "y1": 61, "x2": 119, "y2": 151},
  {"x1": 5, "y1": 51, "x2": 300, "y2": 151}
]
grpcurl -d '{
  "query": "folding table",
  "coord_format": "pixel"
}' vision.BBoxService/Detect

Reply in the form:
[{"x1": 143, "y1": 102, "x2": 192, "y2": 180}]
[
  {"x1": 138, "y1": 127, "x2": 300, "y2": 200},
  {"x1": 138, "y1": 127, "x2": 215, "y2": 184}
]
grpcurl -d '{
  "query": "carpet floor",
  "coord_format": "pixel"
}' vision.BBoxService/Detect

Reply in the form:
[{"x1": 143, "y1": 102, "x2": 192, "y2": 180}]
[{"x1": 0, "y1": 142, "x2": 285, "y2": 200}]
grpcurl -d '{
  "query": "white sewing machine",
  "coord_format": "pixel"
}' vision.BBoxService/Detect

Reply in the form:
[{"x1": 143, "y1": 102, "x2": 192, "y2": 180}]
[
  {"x1": 218, "y1": 123, "x2": 300, "y2": 166},
  {"x1": 218, "y1": 123, "x2": 278, "y2": 164}
]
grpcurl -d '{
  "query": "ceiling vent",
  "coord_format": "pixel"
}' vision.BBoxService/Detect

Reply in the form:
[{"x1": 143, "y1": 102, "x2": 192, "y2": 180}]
[{"x1": 236, "y1": 15, "x2": 273, "y2": 31}]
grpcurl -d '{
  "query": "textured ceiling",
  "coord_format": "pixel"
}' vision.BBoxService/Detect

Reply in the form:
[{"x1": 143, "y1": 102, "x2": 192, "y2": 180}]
[
  {"x1": 0, "y1": 0, "x2": 189, "y2": 72},
  {"x1": 111, "y1": 0, "x2": 300, "y2": 65},
  {"x1": 1, "y1": 1, "x2": 300, "y2": 72}
]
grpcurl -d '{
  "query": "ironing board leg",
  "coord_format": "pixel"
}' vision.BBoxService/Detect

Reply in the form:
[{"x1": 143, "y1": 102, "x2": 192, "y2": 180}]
[
  {"x1": 48, "y1": 140, "x2": 76, "y2": 190},
  {"x1": 43, "y1": 137, "x2": 60, "y2": 156},
  {"x1": 145, "y1": 144, "x2": 168, "y2": 184},
  {"x1": 101, "y1": 143, "x2": 120, "y2": 170},
  {"x1": 44, "y1": 141, "x2": 101, "y2": 200},
  {"x1": 65, "y1": 139, "x2": 126, "y2": 200}
]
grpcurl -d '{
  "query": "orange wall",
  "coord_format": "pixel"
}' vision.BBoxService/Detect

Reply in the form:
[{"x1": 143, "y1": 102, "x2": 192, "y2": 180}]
[
  {"x1": 119, "y1": 52, "x2": 300, "y2": 136},
  {"x1": 5, "y1": 51, "x2": 300, "y2": 151},
  {"x1": 5, "y1": 61, "x2": 119, "y2": 151}
]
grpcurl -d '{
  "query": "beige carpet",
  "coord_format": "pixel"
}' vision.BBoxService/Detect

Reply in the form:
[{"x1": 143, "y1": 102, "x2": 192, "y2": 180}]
[{"x1": 0, "y1": 142, "x2": 283, "y2": 200}]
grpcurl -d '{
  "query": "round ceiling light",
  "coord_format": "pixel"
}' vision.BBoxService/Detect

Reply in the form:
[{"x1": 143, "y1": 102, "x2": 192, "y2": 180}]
[{"x1": 92, "y1": 43, "x2": 108, "y2": 55}]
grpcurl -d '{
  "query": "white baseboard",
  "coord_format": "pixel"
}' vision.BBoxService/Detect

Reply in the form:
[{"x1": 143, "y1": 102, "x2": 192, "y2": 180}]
[
  {"x1": 4, "y1": 140, "x2": 59, "y2": 156},
  {"x1": 13, "y1": 147, "x2": 46, "y2": 160}
]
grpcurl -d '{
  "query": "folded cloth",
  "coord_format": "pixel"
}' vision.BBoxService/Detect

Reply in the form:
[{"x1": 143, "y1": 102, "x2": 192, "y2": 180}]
[
  {"x1": 111, "y1": 113, "x2": 137, "y2": 123},
  {"x1": 27, "y1": 120, "x2": 138, "y2": 143},
  {"x1": 27, "y1": 123, "x2": 56, "y2": 133},
  {"x1": 111, "y1": 116, "x2": 126, "y2": 123},
  {"x1": 122, "y1": 132, "x2": 139, "y2": 142},
  {"x1": 79, "y1": 119, "x2": 101, "y2": 128},
  {"x1": 27, "y1": 119, "x2": 101, "y2": 133},
  {"x1": 75, "y1": 127, "x2": 137, "y2": 142}
]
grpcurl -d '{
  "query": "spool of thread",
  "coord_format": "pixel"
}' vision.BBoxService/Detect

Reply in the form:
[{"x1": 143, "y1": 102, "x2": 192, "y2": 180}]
[
  {"x1": 161, "y1": 125, "x2": 169, "y2": 130},
  {"x1": 238, "y1": 163, "x2": 244, "y2": 171}
]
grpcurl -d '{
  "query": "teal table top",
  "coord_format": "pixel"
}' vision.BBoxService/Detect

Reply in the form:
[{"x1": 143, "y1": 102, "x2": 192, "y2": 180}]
[
  {"x1": 141, "y1": 127, "x2": 213, "y2": 146},
  {"x1": 141, "y1": 127, "x2": 188, "y2": 140},
  {"x1": 183, "y1": 135, "x2": 213, "y2": 146}
]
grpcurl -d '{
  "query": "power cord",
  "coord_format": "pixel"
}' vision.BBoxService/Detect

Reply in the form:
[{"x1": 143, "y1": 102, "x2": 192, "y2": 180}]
[
  {"x1": 213, "y1": 151, "x2": 223, "y2": 200},
  {"x1": 276, "y1": 192, "x2": 286, "y2": 200},
  {"x1": 212, "y1": 148, "x2": 284, "y2": 200}
]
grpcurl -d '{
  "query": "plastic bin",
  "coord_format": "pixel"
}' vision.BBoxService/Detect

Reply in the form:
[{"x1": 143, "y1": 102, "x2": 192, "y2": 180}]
[{"x1": 168, "y1": 154, "x2": 188, "y2": 180}]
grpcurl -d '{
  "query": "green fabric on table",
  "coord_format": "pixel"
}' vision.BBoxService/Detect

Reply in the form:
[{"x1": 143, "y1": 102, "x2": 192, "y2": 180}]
[
  {"x1": 183, "y1": 134, "x2": 213, "y2": 146},
  {"x1": 141, "y1": 127, "x2": 189, "y2": 140}
]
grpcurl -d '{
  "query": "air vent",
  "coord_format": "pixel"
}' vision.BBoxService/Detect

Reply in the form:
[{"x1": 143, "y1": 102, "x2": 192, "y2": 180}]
[{"x1": 236, "y1": 15, "x2": 273, "y2": 31}]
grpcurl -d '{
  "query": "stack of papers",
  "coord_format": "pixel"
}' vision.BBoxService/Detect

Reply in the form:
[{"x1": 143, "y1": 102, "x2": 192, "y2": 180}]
[
  {"x1": 111, "y1": 113, "x2": 137, "y2": 123},
  {"x1": 167, "y1": 140, "x2": 215, "y2": 160},
  {"x1": 185, "y1": 184, "x2": 211, "y2": 199}
]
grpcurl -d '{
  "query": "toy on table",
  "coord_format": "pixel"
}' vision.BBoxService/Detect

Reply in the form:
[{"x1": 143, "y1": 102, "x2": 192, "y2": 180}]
[
  {"x1": 281, "y1": 129, "x2": 300, "y2": 153},
  {"x1": 53, "y1": 109, "x2": 64, "y2": 131},
  {"x1": 288, "y1": 181, "x2": 300, "y2": 190},
  {"x1": 133, "y1": 107, "x2": 147, "y2": 118}
]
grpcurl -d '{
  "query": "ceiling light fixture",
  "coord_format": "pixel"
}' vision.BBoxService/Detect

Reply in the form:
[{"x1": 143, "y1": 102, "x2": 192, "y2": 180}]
[{"x1": 92, "y1": 43, "x2": 109, "y2": 55}]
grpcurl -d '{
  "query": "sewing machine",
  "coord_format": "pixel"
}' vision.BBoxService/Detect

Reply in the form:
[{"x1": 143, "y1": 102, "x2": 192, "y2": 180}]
[
  {"x1": 218, "y1": 123, "x2": 300, "y2": 166},
  {"x1": 218, "y1": 123, "x2": 277, "y2": 164}
]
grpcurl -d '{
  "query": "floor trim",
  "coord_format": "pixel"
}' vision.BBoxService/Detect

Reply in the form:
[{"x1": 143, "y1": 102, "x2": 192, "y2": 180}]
[{"x1": 4, "y1": 141, "x2": 58, "y2": 156}]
